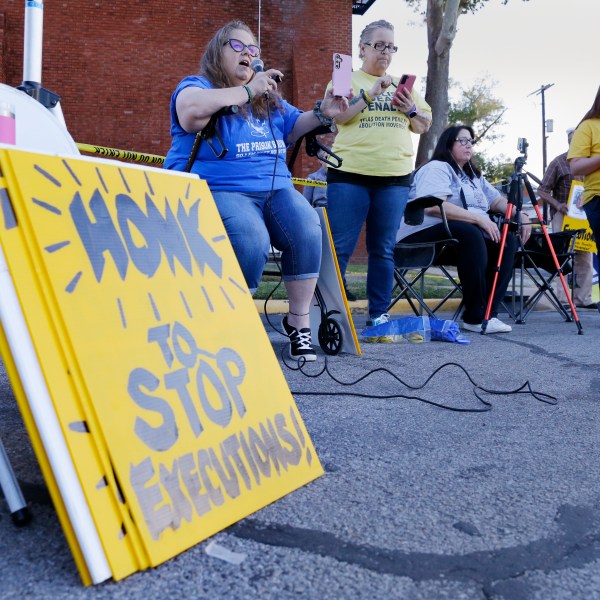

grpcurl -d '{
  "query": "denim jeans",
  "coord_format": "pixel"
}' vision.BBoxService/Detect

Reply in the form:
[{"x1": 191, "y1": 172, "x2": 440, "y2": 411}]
[
  {"x1": 326, "y1": 182, "x2": 409, "y2": 317},
  {"x1": 584, "y1": 196, "x2": 600, "y2": 245},
  {"x1": 212, "y1": 187, "x2": 322, "y2": 292}
]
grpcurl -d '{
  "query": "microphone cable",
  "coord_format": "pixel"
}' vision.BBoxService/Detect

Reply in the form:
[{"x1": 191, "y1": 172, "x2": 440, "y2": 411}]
[
  {"x1": 251, "y1": 57, "x2": 289, "y2": 337},
  {"x1": 250, "y1": 59, "x2": 280, "y2": 198},
  {"x1": 250, "y1": 57, "x2": 280, "y2": 202},
  {"x1": 279, "y1": 354, "x2": 557, "y2": 413}
]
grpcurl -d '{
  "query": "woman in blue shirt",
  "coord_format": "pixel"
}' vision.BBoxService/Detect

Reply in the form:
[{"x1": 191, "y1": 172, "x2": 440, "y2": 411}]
[{"x1": 165, "y1": 20, "x2": 347, "y2": 361}]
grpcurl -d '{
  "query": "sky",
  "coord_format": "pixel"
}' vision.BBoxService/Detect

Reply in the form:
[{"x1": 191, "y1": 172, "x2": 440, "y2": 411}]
[{"x1": 352, "y1": 0, "x2": 599, "y2": 178}]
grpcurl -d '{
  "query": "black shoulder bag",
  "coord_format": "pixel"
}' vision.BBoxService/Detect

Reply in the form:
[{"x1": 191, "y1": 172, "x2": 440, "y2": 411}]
[{"x1": 184, "y1": 105, "x2": 239, "y2": 173}]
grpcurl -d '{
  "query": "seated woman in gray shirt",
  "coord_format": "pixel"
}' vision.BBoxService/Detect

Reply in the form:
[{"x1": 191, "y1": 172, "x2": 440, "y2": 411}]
[{"x1": 397, "y1": 124, "x2": 532, "y2": 334}]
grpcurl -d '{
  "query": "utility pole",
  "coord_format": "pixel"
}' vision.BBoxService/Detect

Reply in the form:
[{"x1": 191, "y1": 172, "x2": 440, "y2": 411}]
[
  {"x1": 528, "y1": 84, "x2": 554, "y2": 222},
  {"x1": 528, "y1": 84, "x2": 554, "y2": 174}
]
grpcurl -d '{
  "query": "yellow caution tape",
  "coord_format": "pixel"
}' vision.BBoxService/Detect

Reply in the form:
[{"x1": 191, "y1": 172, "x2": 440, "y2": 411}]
[
  {"x1": 290, "y1": 177, "x2": 327, "y2": 187},
  {"x1": 76, "y1": 143, "x2": 327, "y2": 186},
  {"x1": 77, "y1": 143, "x2": 165, "y2": 165}
]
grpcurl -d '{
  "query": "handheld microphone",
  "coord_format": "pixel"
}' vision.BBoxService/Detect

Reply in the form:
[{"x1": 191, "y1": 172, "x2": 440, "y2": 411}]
[
  {"x1": 251, "y1": 57, "x2": 265, "y2": 73},
  {"x1": 251, "y1": 58, "x2": 282, "y2": 84}
]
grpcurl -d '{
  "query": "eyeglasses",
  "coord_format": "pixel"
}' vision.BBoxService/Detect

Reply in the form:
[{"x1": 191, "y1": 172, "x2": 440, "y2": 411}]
[
  {"x1": 363, "y1": 41, "x2": 398, "y2": 54},
  {"x1": 455, "y1": 137, "x2": 477, "y2": 146},
  {"x1": 223, "y1": 38, "x2": 261, "y2": 58}
]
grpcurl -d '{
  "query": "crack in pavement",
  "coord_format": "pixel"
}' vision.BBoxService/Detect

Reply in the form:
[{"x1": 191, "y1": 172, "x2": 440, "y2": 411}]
[
  {"x1": 230, "y1": 504, "x2": 600, "y2": 588},
  {"x1": 495, "y1": 335, "x2": 599, "y2": 371},
  {"x1": 19, "y1": 482, "x2": 600, "y2": 596}
]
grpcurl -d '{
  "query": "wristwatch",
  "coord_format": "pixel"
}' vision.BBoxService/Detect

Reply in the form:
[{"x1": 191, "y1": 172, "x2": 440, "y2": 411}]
[{"x1": 406, "y1": 105, "x2": 418, "y2": 118}]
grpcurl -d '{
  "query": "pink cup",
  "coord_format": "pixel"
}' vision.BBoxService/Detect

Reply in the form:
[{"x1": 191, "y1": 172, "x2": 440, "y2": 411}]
[{"x1": 0, "y1": 102, "x2": 16, "y2": 145}]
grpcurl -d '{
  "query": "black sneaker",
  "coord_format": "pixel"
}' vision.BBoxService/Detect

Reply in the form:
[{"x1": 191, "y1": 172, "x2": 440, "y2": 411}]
[{"x1": 282, "y1": 316, "x2": 317, "y2": 362}]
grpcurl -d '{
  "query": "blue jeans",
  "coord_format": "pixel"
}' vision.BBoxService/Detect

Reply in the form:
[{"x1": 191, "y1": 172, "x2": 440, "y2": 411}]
[
  {"x1": 584, "y1": 196, "x2": 600, "y2": 244},
  {"x1": 326, "y1": 182, "x2": 409, "y2": 317},
  {"x1": 212, "y1": 187, "x2": 322, "y2": 292}
]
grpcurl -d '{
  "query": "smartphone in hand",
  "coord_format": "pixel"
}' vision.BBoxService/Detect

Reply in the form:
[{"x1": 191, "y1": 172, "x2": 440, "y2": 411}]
[
  {"x1": 392, "y1": 74, "x2": 416, "y2": 106},
  {"x1": 332, "y1": 53, "x2": 353, "y2": 98}
]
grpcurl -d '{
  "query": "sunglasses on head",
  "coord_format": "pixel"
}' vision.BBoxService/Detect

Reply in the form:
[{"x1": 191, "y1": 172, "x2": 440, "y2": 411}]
[{"x1": 223, "y1": 38, "x2": 261, "y2": 58}]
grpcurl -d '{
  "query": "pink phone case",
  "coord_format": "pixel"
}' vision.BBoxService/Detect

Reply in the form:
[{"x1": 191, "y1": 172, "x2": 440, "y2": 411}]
[
  {"x1": 392, "y1": 74, "x2": 416, "y2": 106},
  {"x1": 332, "y1": 53, "x2": 353, "y2": 98}
]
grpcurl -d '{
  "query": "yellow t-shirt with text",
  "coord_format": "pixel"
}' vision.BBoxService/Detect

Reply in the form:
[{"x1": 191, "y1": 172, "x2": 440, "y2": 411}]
[
  {"x1": 568, "y1": 118, "x2": 600, "y2": 205},
  {"x1": 328, "y1": 70, "x2": 431, "y2": 177}
]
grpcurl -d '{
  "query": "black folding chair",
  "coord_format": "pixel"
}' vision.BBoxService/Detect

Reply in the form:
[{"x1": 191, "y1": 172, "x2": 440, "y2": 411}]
[
  {"x1": 388, "y1": 196, "x2": 463, "y2": 319},
  {"x1": 508, "y1": 229, "x2": 584, "y2": 323}
]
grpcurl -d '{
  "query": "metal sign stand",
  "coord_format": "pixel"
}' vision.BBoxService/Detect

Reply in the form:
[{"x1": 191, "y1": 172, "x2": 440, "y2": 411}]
[
  {"x1": 0, "y1": 437, "x2": 31, "y2": 524},
  {"x1": 17, "y1": 0, "x2": 66, "y2": 124}
]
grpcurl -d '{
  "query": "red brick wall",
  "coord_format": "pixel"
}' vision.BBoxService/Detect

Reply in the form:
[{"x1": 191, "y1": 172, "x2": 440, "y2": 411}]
[
  {"x1": 0, "y1": 12, "x2": 7, "y2": 83},
  {"x1": 1, "y1": 1, "x2": 367, "y2": 261},
  {"x1": 1, "y1": 0, "x2": 350, "y2": 175}
]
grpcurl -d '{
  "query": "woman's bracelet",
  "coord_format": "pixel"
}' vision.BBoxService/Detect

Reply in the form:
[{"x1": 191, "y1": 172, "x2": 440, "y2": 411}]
[
  {"x1": 243, "y1": 85, "x2": 253, "y2": 103},
  {"x1": 313, "y1": 100, "x2": 334, "y2": 127},
  {"x1": 360, "y1": 89, "x2": 373, "y2": 105}
]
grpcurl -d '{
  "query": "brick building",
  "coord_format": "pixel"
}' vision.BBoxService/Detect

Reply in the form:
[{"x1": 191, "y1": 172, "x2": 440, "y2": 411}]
[
  {"x1": 1, "y1": 1, "x2": 354, "y2": 171},
  {"x1": 1, "y1": 0, "x2": 375, "y2": 260}
]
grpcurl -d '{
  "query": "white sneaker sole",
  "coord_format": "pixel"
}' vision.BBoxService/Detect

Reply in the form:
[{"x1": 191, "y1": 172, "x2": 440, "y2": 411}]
[
  {"x1": 289, "y1": 350, "x2": 317, "y2": 362},
  {"x1": 462, "y1": 321, "x2": 512, "y2": 334}
]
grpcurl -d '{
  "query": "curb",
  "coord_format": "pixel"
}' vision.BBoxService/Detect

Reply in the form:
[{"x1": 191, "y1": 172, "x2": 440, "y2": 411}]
[
  {"x1": 254, "y1": 298, "x2": 463, "y2": 315},
  {"x1": 254, "y1": 297, "x2": 553, "y2": 316}
]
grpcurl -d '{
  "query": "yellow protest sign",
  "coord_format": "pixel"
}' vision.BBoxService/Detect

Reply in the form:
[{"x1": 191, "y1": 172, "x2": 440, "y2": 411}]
[
  {"x1": 562, "y1": 180, "x2": 597, "y2": 253},
  {"x1": 0, "y1": 162, "x2": 104, "y2": 584},
  {"x1": 0, "y1": 149, "x2": 322, "y2": 580}
]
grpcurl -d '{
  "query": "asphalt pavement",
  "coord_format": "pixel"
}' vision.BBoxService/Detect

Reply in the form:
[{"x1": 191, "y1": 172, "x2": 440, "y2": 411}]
[{"x1": 1, "y1": 305, "x2": 600, "y2": 599}]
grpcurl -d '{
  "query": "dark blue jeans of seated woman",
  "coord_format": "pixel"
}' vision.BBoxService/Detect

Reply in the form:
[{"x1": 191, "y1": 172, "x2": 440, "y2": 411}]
[{"x1": 401, "y1": 220, "x2": 518, "y2": 324}]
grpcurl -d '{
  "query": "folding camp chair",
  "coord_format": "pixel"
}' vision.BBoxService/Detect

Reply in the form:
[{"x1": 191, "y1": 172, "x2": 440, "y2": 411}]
[
  {"x1": 508, "y1": 229, "x2": 584, "y2": 323},
  {"x1": 388, "y1": 196, "x2": 463, "y2": 319}
]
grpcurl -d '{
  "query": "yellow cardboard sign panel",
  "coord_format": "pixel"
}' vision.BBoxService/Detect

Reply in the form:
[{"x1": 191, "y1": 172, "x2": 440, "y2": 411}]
[
  {"x1": 0, "y1": 149, "x2": 322, "y2": 573},
  {"x1": 0, "y1": 167, "x2": 108, "y2": 584},
  {"x1": 562, "y1": 180, "x2": 597, "y2": 253}
]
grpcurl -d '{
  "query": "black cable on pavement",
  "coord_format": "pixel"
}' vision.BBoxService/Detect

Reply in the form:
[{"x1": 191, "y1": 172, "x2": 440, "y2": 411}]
[{"x1": 281, "y1": 354, "x2": 557, "y2": 412}]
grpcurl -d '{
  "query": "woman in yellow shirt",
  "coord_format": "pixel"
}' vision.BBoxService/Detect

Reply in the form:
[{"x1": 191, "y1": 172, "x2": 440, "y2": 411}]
[
  {"x1": 569, "y1": 86, "x2": 600, "y2": 288},
  {"x1": 326, "y1": 19, "x2": 431, "y2": 328}
]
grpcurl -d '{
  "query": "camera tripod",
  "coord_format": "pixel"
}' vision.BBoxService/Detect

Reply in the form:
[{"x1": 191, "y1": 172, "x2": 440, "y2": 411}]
[{"x1": 482, "y1": 145, "x2": 583, "y2": 335}]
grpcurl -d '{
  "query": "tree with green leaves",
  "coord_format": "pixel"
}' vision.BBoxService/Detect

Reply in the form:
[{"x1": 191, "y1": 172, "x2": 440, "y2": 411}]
[
  {"x1": 405, "y1": 0, "x2": 529, "y2": 166},
  {"x1": 448, "y1": 76, "x2": 507, "y2": 144},
  {"x1": 448, "y1": 76, "x2": 513, "y2": 184},
  {"x1": 472, "y1": 153, "x2": 513, "y2": 186}
]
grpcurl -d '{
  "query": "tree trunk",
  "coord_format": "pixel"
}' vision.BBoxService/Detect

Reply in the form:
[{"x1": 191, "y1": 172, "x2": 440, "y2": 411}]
[{"x1": 415, "y1": 0, "x2": 460, "y2": 167}]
